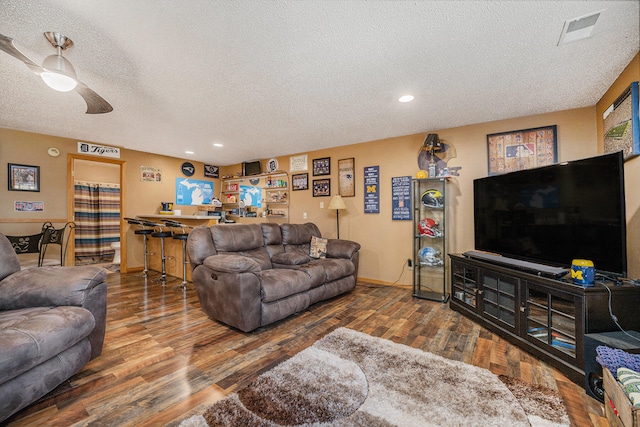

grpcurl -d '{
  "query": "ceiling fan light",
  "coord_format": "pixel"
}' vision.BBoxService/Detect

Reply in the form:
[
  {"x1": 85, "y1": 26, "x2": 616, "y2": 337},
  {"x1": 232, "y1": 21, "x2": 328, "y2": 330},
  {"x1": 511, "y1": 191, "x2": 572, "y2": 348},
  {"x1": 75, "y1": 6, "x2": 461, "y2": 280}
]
[{"x1": 41, "y1": 53, "x2": 77, "y2": 92}]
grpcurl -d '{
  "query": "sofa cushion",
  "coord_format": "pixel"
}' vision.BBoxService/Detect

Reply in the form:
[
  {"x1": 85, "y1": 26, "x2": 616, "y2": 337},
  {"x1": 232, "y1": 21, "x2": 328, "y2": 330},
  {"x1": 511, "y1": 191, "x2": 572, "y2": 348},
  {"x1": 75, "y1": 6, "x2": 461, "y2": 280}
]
[
  {"x1": 313, "y1": 258, "x2": 356, "y2": 282},
  {"x1": 212, "y1": 224, "x2": 272, "y2": 270},
  {"x1": 212, "y1": 224, "x2": 264, "y2": 252},
  {"x1": 258, "y1": 269, "x2": 314, "y2": 303},
  {"x1": 203, "y1": 254, "x2": 261, "y2": 273},
  {"x1": 261, "y1": 223, "x2": 282, "y2": 245},
  {"x1": 272, "y1": 252, "x2": 311, "y2": 266},
  {"x1": 0, "y1": 306, "x2": 95, "y2": 384},
  {"x1": 281, "y1": 223, "x2": 322, "y2": 245}
]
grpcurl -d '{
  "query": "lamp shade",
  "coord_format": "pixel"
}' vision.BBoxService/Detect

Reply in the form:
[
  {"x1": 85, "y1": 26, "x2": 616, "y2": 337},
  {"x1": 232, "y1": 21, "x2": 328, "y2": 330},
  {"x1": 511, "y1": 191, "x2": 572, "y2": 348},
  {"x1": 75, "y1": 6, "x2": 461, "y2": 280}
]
[
  {"x1": 328, "y1": 195, "x2": 347, "y2": 210},
  {"x1": 41, "y1": 54, "x2": 77, "y2": 92}
]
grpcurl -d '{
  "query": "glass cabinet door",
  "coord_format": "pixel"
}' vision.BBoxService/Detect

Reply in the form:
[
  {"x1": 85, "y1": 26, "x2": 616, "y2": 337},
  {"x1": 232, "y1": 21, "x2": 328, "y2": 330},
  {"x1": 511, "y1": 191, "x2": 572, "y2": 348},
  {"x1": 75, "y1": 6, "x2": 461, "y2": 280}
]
[
  {"x1": 525, "y1": 283, "x2": 577, "y2": 360},
  {"x1": 451, "y1": 261, "x2": 477, "y2": 309},
  {"x1": 481, "y1": 272, "x2": 518, "y2": 331}
]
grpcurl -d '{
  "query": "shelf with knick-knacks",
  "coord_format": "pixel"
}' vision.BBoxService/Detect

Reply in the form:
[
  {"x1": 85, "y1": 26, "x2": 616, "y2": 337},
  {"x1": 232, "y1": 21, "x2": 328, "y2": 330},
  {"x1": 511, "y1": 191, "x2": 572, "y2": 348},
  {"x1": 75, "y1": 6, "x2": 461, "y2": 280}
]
[{"x1": 221, "y1": 171, "x2": 289, "y2": 222}]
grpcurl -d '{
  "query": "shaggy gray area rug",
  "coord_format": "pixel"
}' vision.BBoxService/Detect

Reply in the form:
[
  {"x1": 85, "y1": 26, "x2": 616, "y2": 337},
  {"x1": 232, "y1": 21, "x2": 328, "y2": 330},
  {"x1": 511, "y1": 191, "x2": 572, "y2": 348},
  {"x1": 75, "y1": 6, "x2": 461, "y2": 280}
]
[{"x1": 178, "y1": 328, "x2": 570, "y2": 427}]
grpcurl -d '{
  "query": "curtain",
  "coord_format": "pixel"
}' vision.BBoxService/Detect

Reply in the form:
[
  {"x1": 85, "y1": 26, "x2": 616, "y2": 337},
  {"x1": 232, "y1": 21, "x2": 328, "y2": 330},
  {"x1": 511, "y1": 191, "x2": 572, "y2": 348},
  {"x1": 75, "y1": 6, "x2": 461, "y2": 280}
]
[{"x1": 74, "y1": 181, "x2": 121, "y2": 263}]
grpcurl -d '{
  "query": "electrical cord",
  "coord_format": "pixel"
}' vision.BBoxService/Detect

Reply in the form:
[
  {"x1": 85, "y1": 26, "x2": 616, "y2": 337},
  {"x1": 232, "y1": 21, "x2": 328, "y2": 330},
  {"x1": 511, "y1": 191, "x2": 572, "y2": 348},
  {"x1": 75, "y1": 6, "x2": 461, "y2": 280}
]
[
  {"x1": 596, "y1": 280, "x2": 640, "y2": 345},
  {"x1": 391, "y1": 260, "x2": 408, "y2": 287}
]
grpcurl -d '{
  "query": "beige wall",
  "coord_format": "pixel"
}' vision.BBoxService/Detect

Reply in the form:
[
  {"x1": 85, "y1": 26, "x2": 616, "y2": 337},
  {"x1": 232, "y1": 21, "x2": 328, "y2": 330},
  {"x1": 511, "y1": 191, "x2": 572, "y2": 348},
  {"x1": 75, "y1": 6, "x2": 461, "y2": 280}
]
[
  {"x1": 1, "y1": 53, "x2": 637, "y2": 282},
  {"x1": 597, "y1": 53, "x2": 640, "y2": 279},
  {"x1": 221, "y1": 106, "x2": 597, "y2": 286}
]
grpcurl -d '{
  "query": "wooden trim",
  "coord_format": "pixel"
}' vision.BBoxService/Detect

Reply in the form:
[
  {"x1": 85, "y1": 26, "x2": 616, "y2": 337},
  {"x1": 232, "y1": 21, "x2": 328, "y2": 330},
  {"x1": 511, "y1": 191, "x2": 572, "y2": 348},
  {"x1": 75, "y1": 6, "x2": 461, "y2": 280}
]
[
  {"x1": 0, "y1": 218, "x2": 68, "y2": 223},
  {"x1": 67, "y1": 154, "x2": 127, "y2": 270}
]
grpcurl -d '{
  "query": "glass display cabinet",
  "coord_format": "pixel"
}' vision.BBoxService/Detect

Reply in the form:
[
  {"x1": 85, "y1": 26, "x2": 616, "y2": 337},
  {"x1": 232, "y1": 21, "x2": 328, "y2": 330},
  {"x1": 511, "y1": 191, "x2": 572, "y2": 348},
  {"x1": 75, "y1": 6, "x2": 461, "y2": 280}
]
[{"x1": 412, "y1": 178, "x2": 448, "y2": 302}]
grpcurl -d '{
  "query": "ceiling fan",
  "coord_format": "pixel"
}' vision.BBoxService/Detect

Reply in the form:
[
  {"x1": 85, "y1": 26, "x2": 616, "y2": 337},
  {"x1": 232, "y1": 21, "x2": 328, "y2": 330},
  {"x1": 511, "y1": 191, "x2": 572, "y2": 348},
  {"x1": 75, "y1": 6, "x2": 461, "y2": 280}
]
[{"x1": 0, "y1": 32, "x2": 113, "y2": 114}]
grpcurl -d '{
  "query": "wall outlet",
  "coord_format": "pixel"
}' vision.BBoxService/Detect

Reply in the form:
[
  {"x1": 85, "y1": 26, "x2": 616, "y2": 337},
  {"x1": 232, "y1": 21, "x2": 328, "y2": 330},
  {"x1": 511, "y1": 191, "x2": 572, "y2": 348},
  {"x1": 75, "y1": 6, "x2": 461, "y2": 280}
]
[
  {"x1": 303, "y1": 212, "x2": 307, "y2": 219},
  {"x1": 407, "y1": 258, "x2": 413, "y2": 270}
]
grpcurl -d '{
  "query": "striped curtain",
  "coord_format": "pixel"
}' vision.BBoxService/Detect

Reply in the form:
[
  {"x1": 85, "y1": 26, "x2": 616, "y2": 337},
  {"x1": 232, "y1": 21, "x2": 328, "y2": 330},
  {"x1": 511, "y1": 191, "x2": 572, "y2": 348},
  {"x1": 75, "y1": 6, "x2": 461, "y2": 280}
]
[{"x1": 74, "y1": 181, "x2": 121, "y2": 263}]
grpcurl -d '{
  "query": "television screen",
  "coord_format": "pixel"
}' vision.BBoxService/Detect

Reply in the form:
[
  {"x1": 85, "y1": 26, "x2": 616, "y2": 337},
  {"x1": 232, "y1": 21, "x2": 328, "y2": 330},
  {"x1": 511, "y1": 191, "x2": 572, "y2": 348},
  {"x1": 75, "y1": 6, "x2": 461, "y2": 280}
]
[
  {"x1": 243, "y1": 161, "x2": 261, "y2": 176},
  {"x1": 474, "y1": 151, "x2": 627, "y2": 276}
]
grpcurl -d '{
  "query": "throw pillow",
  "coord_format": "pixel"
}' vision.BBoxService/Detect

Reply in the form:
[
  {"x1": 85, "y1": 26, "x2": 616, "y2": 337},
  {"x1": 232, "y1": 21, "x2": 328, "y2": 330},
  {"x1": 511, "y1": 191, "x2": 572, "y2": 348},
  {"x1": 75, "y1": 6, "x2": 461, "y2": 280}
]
[
  {"x1": 617, "y1": 367, "x2": 640, "y2": 407},
  {"x1": 310, "y1": 235, "x2": 327, "y2": 259}
]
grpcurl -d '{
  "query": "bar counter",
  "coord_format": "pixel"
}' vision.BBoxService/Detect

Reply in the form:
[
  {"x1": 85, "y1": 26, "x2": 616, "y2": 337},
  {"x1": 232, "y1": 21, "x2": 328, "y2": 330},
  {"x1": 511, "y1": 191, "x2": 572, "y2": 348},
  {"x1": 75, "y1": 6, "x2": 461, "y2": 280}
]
[{"x1": 136, "y1": 214, "x2": 219, "y2": 281}]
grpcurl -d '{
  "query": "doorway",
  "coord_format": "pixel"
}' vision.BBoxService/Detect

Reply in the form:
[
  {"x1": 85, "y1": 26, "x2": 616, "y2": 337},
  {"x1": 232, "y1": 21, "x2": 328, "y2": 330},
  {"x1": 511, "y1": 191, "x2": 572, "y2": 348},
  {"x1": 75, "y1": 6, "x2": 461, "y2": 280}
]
[{"x1": 67, "y1": 155, "x2": 126, "y2": 271}]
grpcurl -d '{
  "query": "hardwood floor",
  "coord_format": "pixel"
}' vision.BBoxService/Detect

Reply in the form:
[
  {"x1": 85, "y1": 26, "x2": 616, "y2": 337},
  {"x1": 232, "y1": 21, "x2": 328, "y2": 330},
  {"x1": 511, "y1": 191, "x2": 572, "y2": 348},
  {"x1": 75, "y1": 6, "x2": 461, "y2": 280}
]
[{"x1": 4, "y1": 273, "x2": 608, "y2": 426}]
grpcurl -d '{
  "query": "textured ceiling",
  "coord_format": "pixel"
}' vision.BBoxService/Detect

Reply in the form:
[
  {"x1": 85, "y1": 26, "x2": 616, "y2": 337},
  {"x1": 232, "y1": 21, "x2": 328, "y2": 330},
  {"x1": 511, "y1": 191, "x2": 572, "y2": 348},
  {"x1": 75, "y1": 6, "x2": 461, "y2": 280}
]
[{"x1": 0, "y1": 1, "x2": 638, "y2": 166}]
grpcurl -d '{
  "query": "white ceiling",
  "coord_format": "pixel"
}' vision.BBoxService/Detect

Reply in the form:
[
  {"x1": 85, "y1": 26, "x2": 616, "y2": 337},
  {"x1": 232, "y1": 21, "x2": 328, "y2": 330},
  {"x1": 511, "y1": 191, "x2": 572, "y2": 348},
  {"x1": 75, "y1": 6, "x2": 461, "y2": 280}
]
[{"x1": 0, "y1": 1, "x2": 638, "y2": 166}]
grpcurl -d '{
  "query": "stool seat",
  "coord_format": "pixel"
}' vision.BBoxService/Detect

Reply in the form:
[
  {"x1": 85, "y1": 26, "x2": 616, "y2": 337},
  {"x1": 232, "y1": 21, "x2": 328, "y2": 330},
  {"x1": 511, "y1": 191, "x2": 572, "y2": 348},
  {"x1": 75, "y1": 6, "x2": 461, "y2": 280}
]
[
  {"x1": 172, "y1": 233, "x2": 189, "y2": 241},
  {"x1": 135, "y1": 229, "x2": 154, "y2": 234},
  {"x1": 152, "y1": 231, "x2": 173, "y2": 238}
]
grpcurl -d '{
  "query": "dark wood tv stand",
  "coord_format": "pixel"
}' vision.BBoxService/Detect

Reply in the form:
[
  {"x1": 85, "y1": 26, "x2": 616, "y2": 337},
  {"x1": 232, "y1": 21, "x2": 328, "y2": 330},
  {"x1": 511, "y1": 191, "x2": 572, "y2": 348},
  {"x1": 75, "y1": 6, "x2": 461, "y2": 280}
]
[{"x1": 449, "y1": 253, "x2": 640, "y2": 385}]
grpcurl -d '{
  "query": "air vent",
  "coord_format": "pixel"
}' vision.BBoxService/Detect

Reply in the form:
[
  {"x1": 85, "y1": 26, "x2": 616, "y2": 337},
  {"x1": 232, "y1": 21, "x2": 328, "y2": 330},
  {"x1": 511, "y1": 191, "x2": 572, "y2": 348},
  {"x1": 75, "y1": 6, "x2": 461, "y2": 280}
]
[{"x1": 557, "y1": 10, "x2": 602, "y2": 45}]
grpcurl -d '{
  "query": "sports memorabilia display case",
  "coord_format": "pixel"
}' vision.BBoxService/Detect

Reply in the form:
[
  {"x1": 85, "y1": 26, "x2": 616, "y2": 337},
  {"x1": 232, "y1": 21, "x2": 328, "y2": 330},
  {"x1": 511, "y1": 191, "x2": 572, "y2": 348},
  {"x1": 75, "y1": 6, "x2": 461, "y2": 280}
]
[{"x1": 412, "y1": 178, "x2": 449, "y2": 302}]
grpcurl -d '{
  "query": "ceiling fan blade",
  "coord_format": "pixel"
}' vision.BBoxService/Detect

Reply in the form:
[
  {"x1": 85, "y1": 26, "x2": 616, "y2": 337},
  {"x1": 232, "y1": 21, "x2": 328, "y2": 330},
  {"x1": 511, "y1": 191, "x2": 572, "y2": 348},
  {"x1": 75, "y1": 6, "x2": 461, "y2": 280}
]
[
  {"x1": 0, "y1": 33, "x2": 44, "y2": 74},
  {"x1": 74, "y1": 81, "x2": 113, "y2": 114}
]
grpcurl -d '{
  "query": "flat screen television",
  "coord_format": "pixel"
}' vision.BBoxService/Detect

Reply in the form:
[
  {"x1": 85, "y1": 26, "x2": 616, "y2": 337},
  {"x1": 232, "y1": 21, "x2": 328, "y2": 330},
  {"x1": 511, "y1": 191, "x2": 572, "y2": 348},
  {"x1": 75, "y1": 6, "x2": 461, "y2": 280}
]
[
  {"x1": 473, "y1": 151, "x2": 627, "y2": 276},
  {"x1": 243, "y1": 161, "x2": 261, "y2": 176}
]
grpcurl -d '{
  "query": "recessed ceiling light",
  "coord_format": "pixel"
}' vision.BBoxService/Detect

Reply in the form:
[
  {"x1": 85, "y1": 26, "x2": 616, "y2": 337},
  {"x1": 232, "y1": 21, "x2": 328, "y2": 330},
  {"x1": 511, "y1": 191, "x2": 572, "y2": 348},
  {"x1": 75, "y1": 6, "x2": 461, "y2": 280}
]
[
  {"x1": 213, "y1": 143, "x2": 223, "y2": 147},
  {"x1": 185, "y1": 150, "x2": 194, "y2": 154},
  {"x1": 399, "y1": 95, "x2": 414, "y2": 103}
]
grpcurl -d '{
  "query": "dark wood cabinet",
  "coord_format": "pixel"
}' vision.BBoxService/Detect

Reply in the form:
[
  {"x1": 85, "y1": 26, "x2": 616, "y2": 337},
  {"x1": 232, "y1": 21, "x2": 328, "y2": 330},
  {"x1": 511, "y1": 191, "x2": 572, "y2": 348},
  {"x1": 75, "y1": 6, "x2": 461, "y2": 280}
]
[{"x1": 450, "y1": 254, "x2": 640, "y2": 385}]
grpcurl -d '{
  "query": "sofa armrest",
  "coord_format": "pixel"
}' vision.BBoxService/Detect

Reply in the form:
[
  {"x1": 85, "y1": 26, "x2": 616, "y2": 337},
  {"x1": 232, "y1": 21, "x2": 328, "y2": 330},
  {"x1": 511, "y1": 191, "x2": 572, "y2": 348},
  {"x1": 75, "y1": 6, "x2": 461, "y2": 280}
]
[
  {"x1": 326, "y1": 239, "x2": 361, "y2": 259},
  {"x1": 202, "y1": 254, "x2": 262, "y2": 274},
  {"x1": 0, "y1": 265, "x2": 106, "y2": 310}
]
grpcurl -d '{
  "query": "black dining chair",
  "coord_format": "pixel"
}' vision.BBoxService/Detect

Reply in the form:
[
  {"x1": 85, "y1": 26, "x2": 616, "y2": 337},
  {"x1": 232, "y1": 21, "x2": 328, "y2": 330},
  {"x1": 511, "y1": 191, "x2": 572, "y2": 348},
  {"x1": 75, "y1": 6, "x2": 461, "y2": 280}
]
[
  {"x1": 6, "y1": 231, "x2": 47, "y2": 268},
  {"x1": 40, "y1": 221, "x2": 76, "y2": 266}
]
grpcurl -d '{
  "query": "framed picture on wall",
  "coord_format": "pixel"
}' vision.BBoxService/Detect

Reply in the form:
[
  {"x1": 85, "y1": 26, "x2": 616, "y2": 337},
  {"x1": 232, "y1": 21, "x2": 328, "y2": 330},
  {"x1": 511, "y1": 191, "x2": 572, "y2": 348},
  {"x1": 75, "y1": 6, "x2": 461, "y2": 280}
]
[
  {"x1": 604, "y1": 81, "x2": 640, "y2": 159},
  {"x1": 8, "y1": 163, "x2": 40, "y2": 192},
  {"x1": 486, "y1": 125, "x2": 557, "y2": 175},
  {"x1": 292, "y1": 173, "x2": 309, "y2": 191},
  {"x1": 338, "y1": 157, "x2": 355, "y2": 197},
  {"x1": 312, "y1": 157, "x2": 330, "y2": 176},
  {"x1": 312, "y1": 178, "x2": 330, "y2": 197}
]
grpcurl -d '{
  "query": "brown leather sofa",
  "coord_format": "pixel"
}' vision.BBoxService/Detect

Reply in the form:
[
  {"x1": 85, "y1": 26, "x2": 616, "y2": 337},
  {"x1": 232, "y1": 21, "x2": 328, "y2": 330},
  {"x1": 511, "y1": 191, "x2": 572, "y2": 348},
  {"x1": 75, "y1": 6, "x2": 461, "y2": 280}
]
[
  {"x1": 187, "y1": 223, "x2": 360, "y2": 332},
  {"x1": 0, "y1": 233, "x2": 107, "y2": 422}
]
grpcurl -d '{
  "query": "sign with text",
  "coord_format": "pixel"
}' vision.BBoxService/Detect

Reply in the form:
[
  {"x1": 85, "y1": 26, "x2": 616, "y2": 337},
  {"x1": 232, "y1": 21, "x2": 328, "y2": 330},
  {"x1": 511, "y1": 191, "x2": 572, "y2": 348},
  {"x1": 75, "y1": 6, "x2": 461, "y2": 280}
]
[
  {"x1": 364, "y1": 166, "x2": 379, "y2": 213},
  {"x1": 391, "y1": 176, "x2": 411, "y2": 220},
  {"x1": 77, "y1": 142, "x2": 121, "y2": 158}
]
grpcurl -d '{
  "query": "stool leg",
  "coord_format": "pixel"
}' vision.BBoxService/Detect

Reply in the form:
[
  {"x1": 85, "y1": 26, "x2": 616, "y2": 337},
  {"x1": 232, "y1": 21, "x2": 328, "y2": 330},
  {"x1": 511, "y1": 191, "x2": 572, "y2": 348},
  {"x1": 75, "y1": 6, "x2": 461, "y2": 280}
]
[
  {"x1": 142, "y1": 235, "x2": 150, "y2": 277},
  {"x1": 179, "y1": 240, "x2": 188, "y2": 289},
  {"x1": 159, "y1": 237, "x2": 167, "y2": 284}
]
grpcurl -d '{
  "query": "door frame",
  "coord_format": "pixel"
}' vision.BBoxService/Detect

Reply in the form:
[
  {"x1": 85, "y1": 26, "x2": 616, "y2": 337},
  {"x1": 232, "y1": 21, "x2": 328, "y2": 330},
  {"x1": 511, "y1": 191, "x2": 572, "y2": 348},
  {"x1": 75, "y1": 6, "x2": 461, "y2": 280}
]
[{"x1": 67, "y1": 154, "x2": 127, "y2": 272}]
